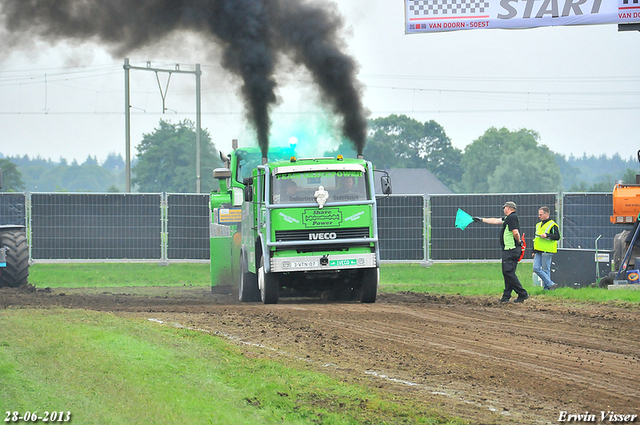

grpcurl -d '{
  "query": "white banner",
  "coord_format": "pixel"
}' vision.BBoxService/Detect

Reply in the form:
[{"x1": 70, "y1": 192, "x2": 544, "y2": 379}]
[{"x1": 405, "y1": 0, "x2": 640, "y2": 33}]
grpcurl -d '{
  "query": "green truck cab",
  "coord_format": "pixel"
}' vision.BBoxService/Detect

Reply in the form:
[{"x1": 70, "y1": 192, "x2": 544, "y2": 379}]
[{"x1": 210, "y1": 142, "x2": 391, "y2": 304}]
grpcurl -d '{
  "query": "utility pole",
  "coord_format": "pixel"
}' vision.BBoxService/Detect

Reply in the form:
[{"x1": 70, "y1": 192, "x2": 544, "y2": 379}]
[{"x1": 123, "y1": 58, "x2": 203, "y2": 193}]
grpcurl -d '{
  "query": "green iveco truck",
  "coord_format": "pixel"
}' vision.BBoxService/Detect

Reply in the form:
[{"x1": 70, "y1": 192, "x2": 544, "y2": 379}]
[{"x1": 209, "y1": 141, "x2": 391, "y2": 304}]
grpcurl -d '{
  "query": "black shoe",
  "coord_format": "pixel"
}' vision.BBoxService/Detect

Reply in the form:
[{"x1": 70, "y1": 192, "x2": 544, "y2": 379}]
[
  {"x1": 499, "y1": 297, "x2": 510, "y2": 303},
  {"x1": 514, "y1": 294, "x2": 529, "y2": 303},
  {"x1": 549, "y1": 284, "x2": 558, "y2": 291}
]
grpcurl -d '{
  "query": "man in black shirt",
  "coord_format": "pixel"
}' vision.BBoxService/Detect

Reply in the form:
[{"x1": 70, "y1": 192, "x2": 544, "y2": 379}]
[{"x1": 474, "y1": 201, "x2": 529, "y2": 303}]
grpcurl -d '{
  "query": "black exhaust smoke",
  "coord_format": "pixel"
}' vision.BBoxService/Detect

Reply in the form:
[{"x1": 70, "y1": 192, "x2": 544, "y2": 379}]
[
  {"x1": 267, "y1": 0, "x2": 367, "y2": 156},
  {"x1": 0, "y1": 0, "x2": 368, "y2": 157}
]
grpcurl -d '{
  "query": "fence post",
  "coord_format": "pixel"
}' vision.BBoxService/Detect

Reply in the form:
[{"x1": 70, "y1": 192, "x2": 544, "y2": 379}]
[
  {"x1": 425, "y1": 195, "x2": 430, "y2": 262},
  {"x1": 558, "y1": 191, "x2": 563, "y2": 249},
  {"x1": 160, "y1": 193, "x2": 169, "y2": 265}
]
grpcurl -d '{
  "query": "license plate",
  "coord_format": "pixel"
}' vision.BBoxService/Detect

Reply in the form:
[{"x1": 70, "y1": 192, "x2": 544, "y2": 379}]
[{"x1": 291, "y1": 261, "x2": 319, "y2": 268}]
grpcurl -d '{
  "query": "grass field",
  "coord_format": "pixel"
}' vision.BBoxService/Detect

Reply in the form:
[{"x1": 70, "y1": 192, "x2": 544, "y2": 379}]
[
  {"x1": 28, "y1": 262, "x2": 640, "y2": 303},
  {"x1": 2, "y1": 309, "x2": 459, "y2": 425},
  {"x1": 3, "y1": 262, "x2": 638, "y2": 424}
]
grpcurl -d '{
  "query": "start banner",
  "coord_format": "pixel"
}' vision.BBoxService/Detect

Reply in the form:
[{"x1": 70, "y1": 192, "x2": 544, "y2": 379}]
[{"x1": 405, "y1": 0, "x2": 640, "y2": 33}]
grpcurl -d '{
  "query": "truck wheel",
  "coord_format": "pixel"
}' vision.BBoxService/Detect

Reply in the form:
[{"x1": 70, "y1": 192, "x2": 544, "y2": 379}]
[
  {"x1": 239, "y1": 254, "x2": 260, "y2": 302},
  {"x1": 360, "y1": 268, "x2": 378, "y2": 303},
  {"x1": 0, "y1": 230, "x2": 29, "y2": 288},
  {"x1": 258, "y1": 257, "x2": 278, "y2": 304}
]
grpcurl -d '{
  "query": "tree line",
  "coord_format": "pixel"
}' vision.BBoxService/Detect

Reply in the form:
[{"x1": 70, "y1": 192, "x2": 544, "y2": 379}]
[{"x1": 1, "y1": 116, "x2": 637, "y2": 194}]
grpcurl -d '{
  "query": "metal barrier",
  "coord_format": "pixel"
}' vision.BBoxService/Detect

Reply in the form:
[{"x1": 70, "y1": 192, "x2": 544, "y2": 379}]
[
  {"x1": 30, "y1": 193, "x2": 163, "y2": 260},
  {"x1": 377, "y1": 195, "x2": 427, "y2": 262},
  {"x1": 0, "y1": 193, "x2": 26, "y2": 226},
  {"x1": 0, "y1": 191, "x2": 623, "y2": 263},
  {"x1": 166, "y1": 194, "x2": 210, "y2": 261},
  {"x1": 561, "y1": 193, "x2": 618, "y2": 251},
  {"x1": 429, "y1": 193, "x2": 558, "y2": 260}
]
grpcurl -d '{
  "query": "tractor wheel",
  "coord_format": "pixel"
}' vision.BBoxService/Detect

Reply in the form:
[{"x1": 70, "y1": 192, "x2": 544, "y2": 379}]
[
  {"x1": 258, "y1": 257, "x2": 278, "y2": 304},
  {"x1": 598, "y1": 275, "x2": 614, "y2": 289},
  {"x1": 0, "y1": 230, "x2": 29, "y2": 288},
  {"x1": 360, "y1": 268, "x2": 379, "y2": 303},
  {"x1": 239, "y1": 253, "x2": 260, "y2": 302}
]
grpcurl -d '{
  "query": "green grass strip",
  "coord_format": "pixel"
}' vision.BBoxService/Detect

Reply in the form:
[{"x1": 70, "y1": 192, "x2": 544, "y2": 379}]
[
  {"x1": 28, "y1": 262, "x2": 640, "y2": 303},
  {"x1": 379, "y1": 263, "x2": 640, "y2": 303},
  {"x1": 0, "y1": 309, "x2": 463, "y2": 425},
  {"x1": 29, "y1": 263, "x2": 210, "y2": 288}
]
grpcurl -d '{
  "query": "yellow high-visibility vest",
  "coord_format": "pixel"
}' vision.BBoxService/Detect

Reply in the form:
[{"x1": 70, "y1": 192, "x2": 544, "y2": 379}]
[{"x1": 534, "y1": 220, "x2": 558, "y2": 253}]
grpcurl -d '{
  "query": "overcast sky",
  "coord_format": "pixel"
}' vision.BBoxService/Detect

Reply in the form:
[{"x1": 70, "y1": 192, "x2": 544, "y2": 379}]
[{"x1": 1, "y1": 0, "x2": 639, "y2": 164}]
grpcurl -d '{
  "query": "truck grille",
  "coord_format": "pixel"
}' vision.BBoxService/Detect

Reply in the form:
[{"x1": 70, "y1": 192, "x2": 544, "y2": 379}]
[{"x1": 274, "y1": 227, "x2": 370, "y2": 242}]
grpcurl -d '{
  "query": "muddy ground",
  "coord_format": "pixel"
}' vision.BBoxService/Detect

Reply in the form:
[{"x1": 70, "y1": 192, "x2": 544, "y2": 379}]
[{"x1": 2, "y1": 284, "x2": 639, "y2": 424}]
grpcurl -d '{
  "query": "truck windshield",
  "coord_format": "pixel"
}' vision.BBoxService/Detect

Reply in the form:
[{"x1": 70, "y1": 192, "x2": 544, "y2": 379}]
[
  {"x1": 235, "y1": 148, "x2": 295, "y2": 183},
  {"x1": 272, "y1": 170, "x2": 368, "y2": 204}
]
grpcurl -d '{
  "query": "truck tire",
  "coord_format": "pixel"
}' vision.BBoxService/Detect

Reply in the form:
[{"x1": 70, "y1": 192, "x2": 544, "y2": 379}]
[
  {"x1": 239, "y1": 254, "x2": 260, "y2": 302},
  {"x1": 258, "y1": 257, "x2": 278, "y2": 304},
  {"x1": 360, "y1": 268, "x2": 378, "y2": 303},
  {"x1": 0, "y1": 230, "x2": 29, "y2": 288}
]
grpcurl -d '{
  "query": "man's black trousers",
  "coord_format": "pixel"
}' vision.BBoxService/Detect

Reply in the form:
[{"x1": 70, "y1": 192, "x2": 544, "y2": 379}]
[{"x1": 501, "y1": 248, "x2": 527, "y2": 299}]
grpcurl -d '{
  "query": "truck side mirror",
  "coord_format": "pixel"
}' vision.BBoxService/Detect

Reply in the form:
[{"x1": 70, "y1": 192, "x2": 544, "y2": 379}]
[
  {"x1": 381, "y1": 175, "x2": 392, "y2": 195},
  {"x1": 244, "y1": 185, "x2": 253, "y2": 202}
]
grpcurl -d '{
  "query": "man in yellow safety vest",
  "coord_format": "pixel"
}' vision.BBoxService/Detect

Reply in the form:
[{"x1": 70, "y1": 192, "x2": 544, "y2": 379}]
[{"x1": 532, "y1": 206, "x2": 560, "y2": 291}]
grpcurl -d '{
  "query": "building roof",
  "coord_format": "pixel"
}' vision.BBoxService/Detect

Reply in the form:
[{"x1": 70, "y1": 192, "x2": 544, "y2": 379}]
[{"x1": 375, "y1": 168, "x2": 452, "y2": 196}]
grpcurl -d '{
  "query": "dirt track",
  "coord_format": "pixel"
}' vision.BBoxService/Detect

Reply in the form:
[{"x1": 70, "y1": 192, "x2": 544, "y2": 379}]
[{"x1": 2, "y1": 285, "x2": 639, "y2": 424}]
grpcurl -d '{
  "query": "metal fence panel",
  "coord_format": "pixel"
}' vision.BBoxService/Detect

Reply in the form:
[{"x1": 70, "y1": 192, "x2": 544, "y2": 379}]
[
  {"x1": 562, "y1": 193, "x2": 619, "y2": 251},
  {"x1": 21, "y1": 191, "x2": 626, "y2": 263},
  {"x1": 166, "y1": 194, "x2": 210, "y2": 260},
  {"x1": 31, "y1": 193, "x2": 162, "y2": 260},
  {"x1": 429, "y1": 193, "x2": 558, "y2": 260},
  {"x1": 377, "y1": 195, "x2": 425, "y2": 261},
  {"x1": 0, "y1": 193, "x2": 26, "y2": 226}
]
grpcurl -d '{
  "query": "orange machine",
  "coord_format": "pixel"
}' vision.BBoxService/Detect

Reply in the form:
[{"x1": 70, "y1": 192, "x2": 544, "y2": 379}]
[
  {"x1": 605, "y1": 150, "x2": 640, "y2": 285},
  {"x1": 610, "y1": 181, "x2": 640, "y2": 224}
]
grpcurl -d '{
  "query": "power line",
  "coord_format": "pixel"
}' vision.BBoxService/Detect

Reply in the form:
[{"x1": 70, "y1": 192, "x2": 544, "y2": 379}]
[{"x1": 1, "y1": 104, "x2": 639, "y2": 116}]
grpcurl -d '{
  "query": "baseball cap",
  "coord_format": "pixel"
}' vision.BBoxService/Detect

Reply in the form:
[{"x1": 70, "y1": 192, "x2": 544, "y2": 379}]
[{"x1": 503, "y1": 201, "x2": 517, "y2": 210}]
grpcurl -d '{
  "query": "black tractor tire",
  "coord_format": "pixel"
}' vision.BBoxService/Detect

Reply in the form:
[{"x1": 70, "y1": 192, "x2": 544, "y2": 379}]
[
  {"x1": 258, "y1": 257, "x2": 279, "y2": 304},
  {"x1": 598, "y1": 275, "x2": 614, "y2": 289},
  {"x1": 0, "y1": 230, "x2": 29, "y2": 288},
  {"x1": 360, "y1": 268, "x2": 378, "y2": 303},
  {"x1": 239, "y1": 253, "x2": 260, "y2": 302}
]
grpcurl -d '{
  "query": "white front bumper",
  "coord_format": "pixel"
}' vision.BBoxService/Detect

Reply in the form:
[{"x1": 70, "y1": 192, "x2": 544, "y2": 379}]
[{"x1": 270, "y1": 252, "x2": 377, "y2": 273}]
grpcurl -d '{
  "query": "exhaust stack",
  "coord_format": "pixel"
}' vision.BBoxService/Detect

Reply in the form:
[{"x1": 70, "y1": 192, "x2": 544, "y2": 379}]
[{"x1": 262, "y1": 156, "x2": 268, "y2": 165}]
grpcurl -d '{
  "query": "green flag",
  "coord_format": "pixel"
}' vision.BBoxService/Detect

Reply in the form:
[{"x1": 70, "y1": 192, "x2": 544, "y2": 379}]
[{"x1": 455, "y1": 208, "x2": 474, "y2": 231}]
